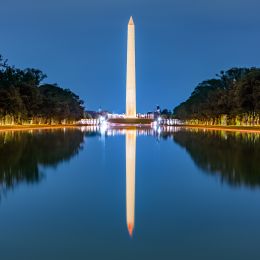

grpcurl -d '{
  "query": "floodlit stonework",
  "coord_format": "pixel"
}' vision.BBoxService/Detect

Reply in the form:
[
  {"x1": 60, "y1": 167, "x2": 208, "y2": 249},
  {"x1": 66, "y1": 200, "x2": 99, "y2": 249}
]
[{"x1": 126, "y1": 16, "x2": 136, "y2": 118}]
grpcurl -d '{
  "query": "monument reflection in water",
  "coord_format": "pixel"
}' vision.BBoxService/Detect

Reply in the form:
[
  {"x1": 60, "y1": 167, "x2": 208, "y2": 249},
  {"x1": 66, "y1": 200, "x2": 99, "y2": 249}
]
[{"x1": 125, "y1": 129, "x2": 136, "y2": 237}]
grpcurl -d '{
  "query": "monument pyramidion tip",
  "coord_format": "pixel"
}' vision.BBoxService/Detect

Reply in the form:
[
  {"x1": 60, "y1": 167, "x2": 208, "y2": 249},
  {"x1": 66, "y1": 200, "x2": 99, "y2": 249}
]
[{"x1": 128, "y1": 16, "x2": 134, "y2": 25}]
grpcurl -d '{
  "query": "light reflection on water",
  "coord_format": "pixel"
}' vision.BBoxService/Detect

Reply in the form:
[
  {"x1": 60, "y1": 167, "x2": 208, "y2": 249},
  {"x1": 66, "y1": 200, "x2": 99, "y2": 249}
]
[{"x1": 126, "y1": 130, "x2": 136, "y2": 237}]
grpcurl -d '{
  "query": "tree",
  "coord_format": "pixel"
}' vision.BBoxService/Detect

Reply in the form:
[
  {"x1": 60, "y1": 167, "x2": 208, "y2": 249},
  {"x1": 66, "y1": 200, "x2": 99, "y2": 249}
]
[
  {"x1": 39, "y1": 84, "x2": 84, "y2": 123},
  {"x1": 0, "y1": 54, "x2": 85, "y2": 124},
  {"x1": 173, "y1": 67, "x2": 260, "y2": 125}
]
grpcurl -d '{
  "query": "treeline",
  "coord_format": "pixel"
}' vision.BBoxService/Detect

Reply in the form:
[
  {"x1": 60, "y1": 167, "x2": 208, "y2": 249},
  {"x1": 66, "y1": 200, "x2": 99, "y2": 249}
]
[
  {"x1": 174, "y1": 68, "x2": 260, "y2": 125},
  {"x1": 0, "y1": 54, "x2": 84, "y2": 125}
]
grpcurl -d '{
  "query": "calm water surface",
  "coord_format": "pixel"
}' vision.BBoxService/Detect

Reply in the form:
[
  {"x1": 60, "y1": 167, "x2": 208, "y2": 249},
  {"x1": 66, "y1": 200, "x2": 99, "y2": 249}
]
[{"x1": 1, "y1": 127, "x2": 260, "y2": 260}]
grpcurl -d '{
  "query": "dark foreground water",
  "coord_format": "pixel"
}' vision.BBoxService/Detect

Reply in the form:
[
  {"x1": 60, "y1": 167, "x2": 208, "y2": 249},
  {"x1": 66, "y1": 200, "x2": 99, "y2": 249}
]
[{"x1": 1, "y1": 127, "x2": 260, "y2": 260}]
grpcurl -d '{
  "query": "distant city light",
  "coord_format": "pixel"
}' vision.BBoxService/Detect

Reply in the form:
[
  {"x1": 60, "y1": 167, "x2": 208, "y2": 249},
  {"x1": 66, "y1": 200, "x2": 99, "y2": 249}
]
[
  {"x1": 99, "y1": 116, "x2": 105, "y2": 123},
  {"x1": 100, "y1": 120, "x2": 108, "y2": 135}
]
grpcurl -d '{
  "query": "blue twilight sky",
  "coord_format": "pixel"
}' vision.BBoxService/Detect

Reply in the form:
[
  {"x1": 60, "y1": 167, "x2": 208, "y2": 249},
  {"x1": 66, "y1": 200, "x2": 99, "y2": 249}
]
[{"x1": 1, "y1": 0, "x2": 260, "y2": 113}]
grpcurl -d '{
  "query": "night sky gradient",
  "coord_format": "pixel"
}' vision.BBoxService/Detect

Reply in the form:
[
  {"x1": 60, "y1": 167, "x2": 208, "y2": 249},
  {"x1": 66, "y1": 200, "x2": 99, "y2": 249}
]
[{"x1": 1, "y1": 0, "x2": 260, "y2": 113}]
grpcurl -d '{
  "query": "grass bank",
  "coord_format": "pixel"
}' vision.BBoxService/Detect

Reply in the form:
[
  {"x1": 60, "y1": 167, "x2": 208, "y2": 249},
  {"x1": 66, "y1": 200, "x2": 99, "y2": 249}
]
[
  {"x1": 184, "y1": 124, "x2": 260, "y2": 134},
  {"x1": 0, "y1": 124, "x2": 79, "y2": 132}
]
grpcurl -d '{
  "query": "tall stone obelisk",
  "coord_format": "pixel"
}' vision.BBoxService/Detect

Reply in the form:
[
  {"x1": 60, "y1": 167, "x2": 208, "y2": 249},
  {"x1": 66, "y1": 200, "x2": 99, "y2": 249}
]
[{"x1": 126, "y1": 16, "x2": 136, "y2": 118}]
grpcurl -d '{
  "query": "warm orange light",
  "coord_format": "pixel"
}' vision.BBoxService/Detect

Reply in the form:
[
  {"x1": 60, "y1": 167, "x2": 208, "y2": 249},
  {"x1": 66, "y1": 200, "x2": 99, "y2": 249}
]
[{"x1": 128, "y1": 223, "x2": 134, "y2": 237}]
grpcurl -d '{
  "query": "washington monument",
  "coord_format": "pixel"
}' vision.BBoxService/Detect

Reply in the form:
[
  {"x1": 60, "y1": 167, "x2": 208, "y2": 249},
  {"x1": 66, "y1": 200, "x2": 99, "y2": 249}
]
[{"x1": 126, "y1": 16, "x2": 136, "y2": 118}]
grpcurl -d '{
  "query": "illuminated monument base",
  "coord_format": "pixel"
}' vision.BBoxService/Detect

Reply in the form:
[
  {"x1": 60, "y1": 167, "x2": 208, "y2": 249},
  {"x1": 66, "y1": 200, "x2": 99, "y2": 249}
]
[{"x1": 108, "y1": 118, "x2": 153, "y2": 125}]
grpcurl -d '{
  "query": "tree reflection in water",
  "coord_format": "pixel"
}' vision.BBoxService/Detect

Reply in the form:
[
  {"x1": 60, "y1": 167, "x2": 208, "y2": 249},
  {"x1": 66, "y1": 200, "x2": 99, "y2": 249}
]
[
  {"x1": 172, "y1": 129, "x2": 260, "y2": 188},
  {"x1": 1, "y1": 126, "x2": 259, "y2": 202},
  {"x1": 0, "y1": 129, "x2": 86, "y2": 199}
]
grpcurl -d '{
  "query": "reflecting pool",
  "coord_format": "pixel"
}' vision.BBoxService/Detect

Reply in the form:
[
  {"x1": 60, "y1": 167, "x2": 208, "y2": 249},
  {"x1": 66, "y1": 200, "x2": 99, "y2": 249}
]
[{"x1": 0, "y1": 127, "x2": 260, "y2": 259}]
